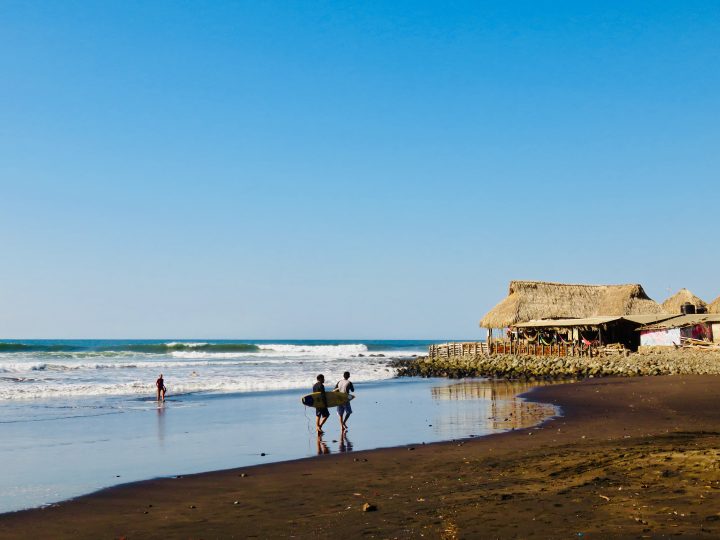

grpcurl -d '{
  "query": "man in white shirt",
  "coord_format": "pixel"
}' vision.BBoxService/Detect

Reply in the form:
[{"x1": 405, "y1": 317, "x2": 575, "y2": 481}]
[{"x1": 334, "y1": 371, "x2": 355, "y2": 432}]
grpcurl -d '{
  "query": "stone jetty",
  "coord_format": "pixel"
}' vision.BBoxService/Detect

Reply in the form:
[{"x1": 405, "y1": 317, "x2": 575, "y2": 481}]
[{"x1": 392, "y1": 349, "x2": 720, "y2": 380}]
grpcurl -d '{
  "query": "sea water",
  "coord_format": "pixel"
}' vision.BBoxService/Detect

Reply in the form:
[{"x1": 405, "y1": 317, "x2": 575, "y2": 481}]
[
  {"x1": 0, "y1": 340, "x2": 558, "y2": 513},
  {"x1": 0, "y1": 339, "x2": 425, "y2": 404}
]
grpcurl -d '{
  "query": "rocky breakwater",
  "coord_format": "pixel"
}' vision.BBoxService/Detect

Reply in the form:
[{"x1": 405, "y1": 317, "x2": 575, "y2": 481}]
[{"x1": 391, "y1": 349, "x2": 720, "y2": 380}]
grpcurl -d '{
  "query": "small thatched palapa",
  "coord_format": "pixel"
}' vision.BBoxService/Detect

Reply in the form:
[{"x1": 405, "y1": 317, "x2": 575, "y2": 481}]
[
  {"x1": 661, "y1": 288, "x2": 707, "y2": 314},
  {"x1": 708, "y1": 296, "x2": 720, "y2": 314},
  {"x1": 480, "y1": 280, "x2": 663, "y2": 329}
]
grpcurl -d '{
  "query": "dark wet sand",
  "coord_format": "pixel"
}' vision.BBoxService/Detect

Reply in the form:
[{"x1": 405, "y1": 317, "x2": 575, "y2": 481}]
[{"x1": 2, "y1": 375, "x2": 719, "y2": 539}]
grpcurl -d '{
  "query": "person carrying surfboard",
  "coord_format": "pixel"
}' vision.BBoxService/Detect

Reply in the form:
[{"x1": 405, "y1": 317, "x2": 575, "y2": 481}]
[
  {"x1": 334, "y1": 371, "x2": 354, "y2": 432},
  {"x1": 313, "y1": 374, "x2": 329, "y2": 434}
]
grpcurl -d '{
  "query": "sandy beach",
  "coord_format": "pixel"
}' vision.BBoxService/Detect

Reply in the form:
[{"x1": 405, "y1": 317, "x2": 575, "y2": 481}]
[
  {"x1": 0, "y1": 376, "x2": 555, "y2": 513},
  {"x1": 2, "y1": 374, "x2": 719, "y2": 538}
]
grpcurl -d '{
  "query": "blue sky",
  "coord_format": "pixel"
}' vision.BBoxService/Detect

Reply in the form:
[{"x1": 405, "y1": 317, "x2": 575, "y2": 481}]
[{"x1": 1, "y1": 1, "x2": 718, "y2": 338}]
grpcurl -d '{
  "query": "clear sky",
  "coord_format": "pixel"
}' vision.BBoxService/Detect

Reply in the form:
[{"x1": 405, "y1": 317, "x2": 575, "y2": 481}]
[{"x1": 1, "y1": 1, "x2": 718, "y2": 339}]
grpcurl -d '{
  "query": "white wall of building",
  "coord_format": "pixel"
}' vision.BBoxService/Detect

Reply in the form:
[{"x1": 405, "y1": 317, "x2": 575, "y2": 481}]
[{"x1": 640, "y1": 328, "x2": 681, "y2": 347}]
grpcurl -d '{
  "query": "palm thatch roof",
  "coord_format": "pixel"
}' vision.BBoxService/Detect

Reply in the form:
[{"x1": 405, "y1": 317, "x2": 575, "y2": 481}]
[
  {"x1": 480, "y1": 280, "x2": 663, "y2": 329},
  {"x1": 708, "y1": 296, "x2": 720, "y2": 314},
  {"x1": 661, "y1": 288, "x2": 707, "y2": 314}
]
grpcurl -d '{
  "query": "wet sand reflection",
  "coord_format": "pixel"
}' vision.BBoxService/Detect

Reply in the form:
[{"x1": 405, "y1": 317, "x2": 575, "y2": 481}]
[
  {"x1": 430, "y1": 380, "x2": 559, "y2": 436},
  {"x1": 156, "y1": 402, "x2": 166, "y2": 447},
  {"x1": 316, "y1": 436, "x2": 330, "y2": 455},
  {"x1": 316, "y1": 432, "x2": 354, "y2": 454},
  {"x1": 338, "y1": 432, "x2": 353, "y2": 453}
]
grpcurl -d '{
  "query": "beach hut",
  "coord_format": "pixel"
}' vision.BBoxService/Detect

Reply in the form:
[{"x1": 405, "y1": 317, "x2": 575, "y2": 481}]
[
  {"x1": 479, "y1": 281, "x2": 664, "y2": 354},
  {"x1": 661, "y1": 288, "x2": 707, "y2": 314},
  {"x1": 705, "y1": 298, "x2": 720, "y2": 343},
  {"x1": 639, "y1": 314, "x2": 720, "y2": 347},
  {"x1": 512, "y1": 316, "x2": 632, "y2": 351},
  {"x1": 511, "y1": 314, "x2": 673, "y2": 352}
]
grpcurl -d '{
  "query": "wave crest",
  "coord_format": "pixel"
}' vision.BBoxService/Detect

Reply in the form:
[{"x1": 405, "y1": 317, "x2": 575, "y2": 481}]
[
  {"x1": 256, "y1": 344, "x2": 368, "y2": 357},
  {"x1": 0, "y1": 342, "x2": 261, "y2": 354},
  {"x1": 122, "y1": 343, "x2": 261, "y2": 353}
]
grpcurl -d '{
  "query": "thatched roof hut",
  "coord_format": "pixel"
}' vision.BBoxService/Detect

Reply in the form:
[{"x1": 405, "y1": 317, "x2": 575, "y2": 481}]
[
  {"x1": 661, "y1": 288, "x2": 707, "y2": 314},
  {"x1": 708, "y1": 296, "x2": 720, "y2": 314},
  {"x1": 480, "y1": 280, "x2": 662, "y2": 329}
]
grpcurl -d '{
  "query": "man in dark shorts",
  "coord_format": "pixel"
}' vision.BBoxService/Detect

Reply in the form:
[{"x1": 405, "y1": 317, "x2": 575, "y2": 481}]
[{"x1": 313, "y1": 374, "x2": 329, "y2": 434}]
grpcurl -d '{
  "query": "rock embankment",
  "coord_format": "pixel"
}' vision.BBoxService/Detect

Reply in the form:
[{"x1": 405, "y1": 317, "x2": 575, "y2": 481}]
[{"x1": 391, "y1": 349, "x2": 720, "y2": 380}]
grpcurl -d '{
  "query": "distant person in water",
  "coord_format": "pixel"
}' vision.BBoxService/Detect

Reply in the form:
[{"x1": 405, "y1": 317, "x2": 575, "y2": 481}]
[
  {"x1": 313, "y1": 374, "x2": 329, "y2": 434},
  {"x1": 156, "y1": 373, "x2": 166, "y2": 402},
  {"x1": 334, "y1": 371, "x2": 354, "y2": 431}
]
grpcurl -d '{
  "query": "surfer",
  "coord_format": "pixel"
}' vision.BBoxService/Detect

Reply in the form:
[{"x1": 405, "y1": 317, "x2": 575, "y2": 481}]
[
  {"x1": 313, "y1": 374, "x2": 329, "y2": 434},
  {"x1": 334, "y1": 371, "x2": 354, "y2": 432},
  {"x1": 156, "y1": 373, "x2": 167, "y2": 402}
]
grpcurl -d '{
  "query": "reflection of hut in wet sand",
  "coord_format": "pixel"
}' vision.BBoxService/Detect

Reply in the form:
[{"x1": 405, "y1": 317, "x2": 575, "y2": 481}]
[
  {"x1": 479, "y1": 281, "x2": 666, "y2": 355},
  {"x1": 431, "y1": 380, "x2": 539, "y2": 401},
  {"x1": 661, "y1": 288, "x2": 707, "y2": 314},
  {"x1": 431, "y1": 381, "x2": 557, "y2": 432}
]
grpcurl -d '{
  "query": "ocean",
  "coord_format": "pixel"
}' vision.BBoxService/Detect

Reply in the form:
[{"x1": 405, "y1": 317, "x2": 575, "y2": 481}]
[
  {"x1": 0, "y1": 339, "x2": 430, "y2": 410},
  {"x1": 0, "y1": 340, "x2": 558, "y2": 513}
]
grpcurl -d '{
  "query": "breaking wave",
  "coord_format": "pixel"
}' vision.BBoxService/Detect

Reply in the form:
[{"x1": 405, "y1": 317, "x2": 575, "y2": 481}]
[
  {"x1": 0, "y1": 342, "x2": 262, "y2": 354},
  {"x1": 255, "y1": 343, "x2": 368, "y2": 356},
  {"x1": 0, "y1": 342, "x2": 374, "y2": 356}
]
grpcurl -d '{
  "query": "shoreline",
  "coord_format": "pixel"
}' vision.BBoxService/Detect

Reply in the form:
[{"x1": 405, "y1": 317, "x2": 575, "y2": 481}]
[
  {"x1": 0, "y1": 380, "x2": 561, "y2": 518},
  {"x1": 0, "y1": 377, "x2": 554, "y2": 514},
  {"x1": 2, "y1": 375, "x2": 719, "y2": 538}
]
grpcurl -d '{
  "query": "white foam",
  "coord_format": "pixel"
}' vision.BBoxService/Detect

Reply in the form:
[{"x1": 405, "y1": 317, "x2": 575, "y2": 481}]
[
  {"x1": 0, "y1": 364, "x2": 396, "y2": 400},
  {"x1": 0, "y1": 342, "x2": 411, "y2": 401},
  {"x1": 0, "y1": 358, "x2": 308, "y2": 373},
  {"x1": 0, "y1": 362, "x2": 55, "y2": 373},
  {"x1": 169, "y1": 351, "x2": 259, "y2": 360},
  {"x1": 257, "y1": 343, "x2": 369, "y2": 357}
]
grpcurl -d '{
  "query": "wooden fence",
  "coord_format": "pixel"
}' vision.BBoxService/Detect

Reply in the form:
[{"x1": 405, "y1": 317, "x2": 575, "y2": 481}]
[
  {"x1": 427, "y1": 340, "x2": 623, "y2": 359},
  {"x1": 428, "y1": 342, "x2": 489, "y2": 358},
  {"x1": 490, "y1": 341, "x2": 584, "y2": 357}
]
